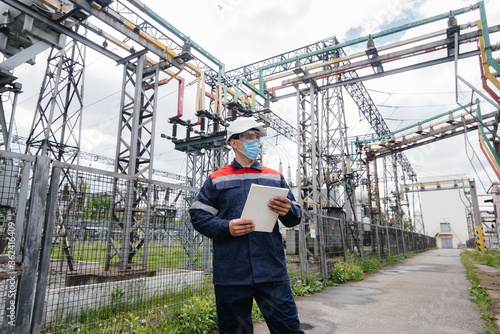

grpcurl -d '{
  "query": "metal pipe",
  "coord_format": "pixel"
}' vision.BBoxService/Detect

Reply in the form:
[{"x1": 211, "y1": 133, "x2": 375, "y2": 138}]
[
  {"x1": 0, "y1": 0, "x2": 122, "y2": 61},
  {"x1": 125, "y1": 0, "x2": 225, "y2": 78},
  {"x1": 476, "y1": 98, "x2": 500, "y2": 179},
  {"x1": 357, "y1": 104, "x2": 473, "y2": 144},
  {"x1": 258, "y1": 2, "x2": 481, "y2": 94},
  {"x1": 478, "y1": 1, "x2": 500, "y2": 74},
  {"x1": 477, "y1": 20, "x2": 500, "y2": 91}
]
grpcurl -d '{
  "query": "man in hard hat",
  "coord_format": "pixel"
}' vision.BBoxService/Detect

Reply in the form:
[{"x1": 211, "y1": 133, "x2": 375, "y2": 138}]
[{"x1": 189, "y1": 117, "x2": 304, "y2": 334}]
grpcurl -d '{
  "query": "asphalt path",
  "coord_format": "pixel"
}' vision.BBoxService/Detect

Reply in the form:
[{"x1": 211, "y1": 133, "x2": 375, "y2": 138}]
[{"x1": 254, "y1": 249, "x2": 485, "y2": 334}]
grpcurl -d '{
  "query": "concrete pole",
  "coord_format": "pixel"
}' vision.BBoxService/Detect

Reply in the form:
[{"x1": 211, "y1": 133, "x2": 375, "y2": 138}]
[{"x1": 470, "y1": 179, "x2": 486, "y2": 252}]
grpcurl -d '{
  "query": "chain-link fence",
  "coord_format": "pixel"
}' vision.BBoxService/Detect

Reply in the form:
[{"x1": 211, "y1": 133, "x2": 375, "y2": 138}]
[
  {"x1": 0, "y1": 151, "x2": 212, "y2": 333},
  {"x1": 284, "y1": 211, "x2": 436, "y2": 276},
  {"x1": 0, "y1": 151, "x2": 435, "y2": 333},
  {"x1": 44, "y1": 169, "x2": 209, "y2": 332}
]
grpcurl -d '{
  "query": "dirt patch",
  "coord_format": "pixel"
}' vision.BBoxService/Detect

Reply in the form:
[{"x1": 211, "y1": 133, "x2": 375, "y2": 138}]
[{"x1": 474, "y1": 264, "x2": 500, "y2": 330}]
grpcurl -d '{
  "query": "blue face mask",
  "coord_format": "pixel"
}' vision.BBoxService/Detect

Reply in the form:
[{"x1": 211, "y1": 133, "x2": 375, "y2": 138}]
[{"x1": 240, "y1": 139, "x2": 261, "y2": 160}]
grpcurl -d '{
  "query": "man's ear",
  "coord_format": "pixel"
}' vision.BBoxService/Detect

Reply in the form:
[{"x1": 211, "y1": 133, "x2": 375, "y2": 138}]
[{"x1": 229, "y1": 138, "x2": 238, "y2": 149}]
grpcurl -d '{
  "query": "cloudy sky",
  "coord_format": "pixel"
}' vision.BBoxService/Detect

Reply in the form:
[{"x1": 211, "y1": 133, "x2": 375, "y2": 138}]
[{"x1": 8, "y1": 0, "x2": 500, "y2": 199}]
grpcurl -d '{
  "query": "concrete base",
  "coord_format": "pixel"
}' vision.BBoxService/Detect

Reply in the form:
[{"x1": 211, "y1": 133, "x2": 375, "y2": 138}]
[{"x1": 43, "y1": 268, "x2": 204, "y2": 326}]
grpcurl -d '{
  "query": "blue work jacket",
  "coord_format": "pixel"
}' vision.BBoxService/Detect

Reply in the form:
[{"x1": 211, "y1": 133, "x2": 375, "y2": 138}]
[{"x1": 189, "y1": 159, "x2": 302, "y2": 285}]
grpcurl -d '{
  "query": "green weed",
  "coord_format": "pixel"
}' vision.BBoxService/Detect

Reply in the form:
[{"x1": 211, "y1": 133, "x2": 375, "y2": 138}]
[
  {"x1": 461, "y1": 250, "x2": 500, "y2": 334},
  {"x1": 177, "y1": 296, "x2": 218, "y2": 334},
  {"x1": 330, "y1": 261, "x2": 364, "y2": 284}
]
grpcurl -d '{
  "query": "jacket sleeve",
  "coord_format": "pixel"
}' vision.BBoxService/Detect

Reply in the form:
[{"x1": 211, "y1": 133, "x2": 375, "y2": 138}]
[
  {"x1": 278, "y1": 175, "x2": 302, "y2": 227},
  {"x1": 189, "y1": 177, "x2": 232, "y2": 241}
]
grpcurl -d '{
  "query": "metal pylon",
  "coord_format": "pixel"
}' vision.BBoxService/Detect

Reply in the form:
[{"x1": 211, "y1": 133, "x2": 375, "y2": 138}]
[
  {"x1": 321, "y1": 79, "x2": 357, "y2": 218},
  {"x1": 296, "y1": 83, "x2": 328, "y2": 279},
  {"x1": 183, "y1": 146, "x2": 227, "y2": 271},
  {"x1": 26, "y1": 36, "x2": 84, "y2": 165},
  {"x1": 410, "y1": 190, "x2": 426, "y2": 235},
  {"x1": 366, "y1": 153, "x2": 382, "y2": 259},
  {"x1": 25, "y1": 34, "x2": 86, "y2": 271},
  {"x1": 105, "y1": 54, "x2": 159, "y2": 271},
  {"x1": 321, "y1": 80, "x2": 361, "y2": 257}
]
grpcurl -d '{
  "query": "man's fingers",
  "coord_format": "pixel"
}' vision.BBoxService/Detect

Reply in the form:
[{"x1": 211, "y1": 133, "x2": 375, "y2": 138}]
[
  {"x1": 268, "y1": 196, "x2": 291, "y2": 215},
  {"x1": 229, "y1": 219, "x2": 255, "y2": 236}
]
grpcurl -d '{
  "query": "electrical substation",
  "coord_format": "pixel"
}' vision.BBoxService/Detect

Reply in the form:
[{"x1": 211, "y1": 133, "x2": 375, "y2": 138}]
[{"x1": 0, "y1": 0, "x2": 499, "y2": 332}]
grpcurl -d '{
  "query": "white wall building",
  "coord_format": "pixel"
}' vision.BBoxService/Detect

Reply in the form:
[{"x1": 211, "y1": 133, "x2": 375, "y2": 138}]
[{"x1": 418, "y1": 175, "x2": 471, "y2": 249}]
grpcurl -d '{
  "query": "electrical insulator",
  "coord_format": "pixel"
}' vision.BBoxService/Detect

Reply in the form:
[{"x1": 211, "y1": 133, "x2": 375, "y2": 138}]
[
  {"x1": 214, "y1": 121, "x2": 219, "y2": 132},
  {"x1": 186, "y1": 126, "x2": 192, "y2": 139},
  {"x1": 200, "y1": 117, "x2": 206, "y2": 132},
  {"x1": 182, "y1": 40, "x2": 192, "y2": 57},
  {"x1": 172, "y1": 123, "x2": 177, "y2": 138},
  {"x1": 447, "y1": 13, "x2": 457, "y2": 27},
  {"x1": 231, "y1": 109, "x2": 237, "y2": 121},
  {"x1": 264, "y1": 100, "x2": 270, "y2": 109},
  {"x1": 367, "y1": 35, "x2": 375, "y2": 49}
]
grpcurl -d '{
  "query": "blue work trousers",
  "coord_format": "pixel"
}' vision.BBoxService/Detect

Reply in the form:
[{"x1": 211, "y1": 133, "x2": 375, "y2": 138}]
[{"x1": 214, "y1": 281, "x2": 305, "y2": 334}]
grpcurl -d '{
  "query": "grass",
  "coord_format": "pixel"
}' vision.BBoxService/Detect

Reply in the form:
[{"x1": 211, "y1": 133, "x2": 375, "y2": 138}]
[
  {"x1": 461, "y1": 249, "x2": 500, "y2": 334},
  {"x1": 44, "y1": 277, "x2": 215, "y2": 333},
  {"x1": 44, "y1": 251, "x2": 417, "y2": 333},
  {"x1": 467, "y1": 249, "x2": 500, "y2": 268},
  {"x1": 47, "y1": 293, "x2": 266, "y2": 334},
  {"x1": 289, "y1": 253, "x2": 413, "y2": 297},
  {"x1": 51, "y1": 242, "x2": 206, "y2": 269}
]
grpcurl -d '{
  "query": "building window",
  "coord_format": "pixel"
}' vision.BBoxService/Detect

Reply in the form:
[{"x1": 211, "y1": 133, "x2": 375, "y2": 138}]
[{"x1": 440, "y1": 222, "x2": 451, "y2": 232}]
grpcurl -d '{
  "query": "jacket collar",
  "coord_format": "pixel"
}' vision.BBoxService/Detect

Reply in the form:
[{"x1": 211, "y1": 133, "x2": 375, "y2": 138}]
[{"x1": 231, "y1": 158, "x2": 263, "y2": 171}]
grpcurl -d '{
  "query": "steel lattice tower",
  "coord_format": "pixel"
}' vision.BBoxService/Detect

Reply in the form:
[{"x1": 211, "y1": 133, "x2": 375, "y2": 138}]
[
  {"x1": 24, "y1": 34, "x2": 86, "y2": 270},
  {"x1": 25, "y1": 35, "x2": 85, "y2": 167},
  {"x1": 105, "y1": 54, "x2": 159, "y2": 270}
]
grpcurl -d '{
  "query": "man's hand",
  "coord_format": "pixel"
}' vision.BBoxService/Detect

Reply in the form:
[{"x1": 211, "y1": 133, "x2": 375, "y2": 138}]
[
  {"x1": 268, "y1": 196, "x2": 291, "y2": 216},
  {"x1": 229, "y1": 219, "x2": 255, "y2": 236}
]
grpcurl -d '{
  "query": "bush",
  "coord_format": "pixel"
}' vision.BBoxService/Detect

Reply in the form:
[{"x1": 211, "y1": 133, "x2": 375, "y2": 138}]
[
  {"x1": 173, "y1": 295, "x2": 265, "y2": 333},
  {"x1": 177, "y1": 296, "x2": 218, "y2": 334},
  {"x1": 360, "y1": 256, "x2": 383, "y2": 273},
  {"x1": 290, "y1": 271, "x2": 327, "y2": 296},
  {"x1": 331, "y1": 261, "x2": 364, "y2": 284}
]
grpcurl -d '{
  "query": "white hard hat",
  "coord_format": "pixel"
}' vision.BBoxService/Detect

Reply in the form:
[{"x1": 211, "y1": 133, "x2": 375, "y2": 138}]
[{"x1": 226, "y1": 118, "x2": 267, "y2": 145}]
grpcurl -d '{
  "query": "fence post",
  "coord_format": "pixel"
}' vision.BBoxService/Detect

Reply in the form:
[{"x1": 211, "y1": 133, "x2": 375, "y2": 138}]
[
  {"x1": 14, "y1": 161, "x2": 31, "y2": 257},
  {"x1": 402, "y1": 229, "x2": 407, "y2": 254},
  {"x1": 317, "y1": 215, "x2": 328, "y2": 279},
  {"x1": 14, "y1": 156, "x2": 50, "y2": 333},
  {"x1": 340, "y1": 217, "x2": 347, "y2": 262},
  {"x1": 31, "y1": 166, "x2": 61, "y2": 334},
  {"x1": 298, "y1": 216, "x2": 308, "y2": 282},
  {"x1": 358, "y1": 221, "x2": 364, "y2": 261},
  {"x1": 202, "y1": 236, "x2": 211, "y2": 273},
  {"x1": 386, "y1": 226, "x2": 391, "y2": 257},
  {"x1": 375, "y1": 224, "x2": 381, "y2": 260},
  {"x1": 395, "y1": 228, "x2": 400, "y2": 255}
]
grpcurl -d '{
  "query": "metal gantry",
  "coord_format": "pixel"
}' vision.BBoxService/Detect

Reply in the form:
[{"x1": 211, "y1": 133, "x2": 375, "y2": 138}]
[
  {"x1": 23, "y1": 34, "x2": 87, "y2": 270},
  {"x1": 0, "y1": 0, "x2": 497, "y2": 281},
  {"x1": 106, "y1": 55, "x2": 159, "y2": 270},
  {"x1": 25, "y1": 35, "x2": 85, "y2": 166}
]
